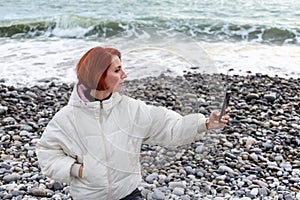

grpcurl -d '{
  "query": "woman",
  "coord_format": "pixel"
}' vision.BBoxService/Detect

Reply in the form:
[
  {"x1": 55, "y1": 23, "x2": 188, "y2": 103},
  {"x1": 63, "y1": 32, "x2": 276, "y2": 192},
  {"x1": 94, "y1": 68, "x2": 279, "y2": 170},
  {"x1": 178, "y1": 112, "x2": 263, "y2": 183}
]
[{"x1": 36, "y1": 46, "x2": 230, "y2": 200}]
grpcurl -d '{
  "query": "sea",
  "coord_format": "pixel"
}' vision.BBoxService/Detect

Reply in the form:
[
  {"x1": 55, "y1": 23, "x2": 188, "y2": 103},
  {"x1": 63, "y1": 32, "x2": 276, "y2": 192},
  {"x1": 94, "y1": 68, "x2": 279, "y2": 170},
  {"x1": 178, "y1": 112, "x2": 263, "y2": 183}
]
[{"x1": 0, "y1": 0, "x2": 300, "y2": 88}]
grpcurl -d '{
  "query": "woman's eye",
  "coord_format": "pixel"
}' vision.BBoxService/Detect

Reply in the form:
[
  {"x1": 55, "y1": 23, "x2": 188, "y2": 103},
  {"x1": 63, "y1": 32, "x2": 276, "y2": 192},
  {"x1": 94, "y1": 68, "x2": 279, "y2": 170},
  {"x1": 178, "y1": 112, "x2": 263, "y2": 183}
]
[{"x1": 115, "y1": 69, "x2": 120, "y2": 73}]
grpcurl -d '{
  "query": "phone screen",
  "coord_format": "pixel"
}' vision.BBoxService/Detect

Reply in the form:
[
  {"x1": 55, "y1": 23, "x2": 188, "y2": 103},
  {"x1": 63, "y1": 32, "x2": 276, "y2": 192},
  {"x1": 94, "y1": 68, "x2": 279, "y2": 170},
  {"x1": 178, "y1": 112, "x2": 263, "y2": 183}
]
[{"x1": 219, "y1": 91, "x2": 231, "y2": 122}]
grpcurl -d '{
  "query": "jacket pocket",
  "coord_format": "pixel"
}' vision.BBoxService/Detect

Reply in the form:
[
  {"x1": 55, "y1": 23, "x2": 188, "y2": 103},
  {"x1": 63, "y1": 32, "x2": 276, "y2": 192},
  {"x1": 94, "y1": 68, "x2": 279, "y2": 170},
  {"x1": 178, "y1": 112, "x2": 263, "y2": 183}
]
[
  {"x1": 81, "y1": 153, "x2": 107, "y2": 188},
  {"x1": 81, "y1": 136, "x2": 108, "y2": 188}
]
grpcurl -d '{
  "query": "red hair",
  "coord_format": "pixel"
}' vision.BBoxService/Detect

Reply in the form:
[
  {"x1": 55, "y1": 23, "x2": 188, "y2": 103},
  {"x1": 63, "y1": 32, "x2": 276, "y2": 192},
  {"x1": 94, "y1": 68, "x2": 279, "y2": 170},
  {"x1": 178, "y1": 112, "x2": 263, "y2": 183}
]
[{"x1": 76, "y1": 46, "x2": 121, "y2": 90}]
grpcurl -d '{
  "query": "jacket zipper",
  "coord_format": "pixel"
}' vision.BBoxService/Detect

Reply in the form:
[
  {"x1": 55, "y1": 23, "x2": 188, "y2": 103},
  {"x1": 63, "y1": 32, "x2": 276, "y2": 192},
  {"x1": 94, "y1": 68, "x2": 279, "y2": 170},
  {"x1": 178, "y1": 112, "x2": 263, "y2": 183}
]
[{"x1": 99, "y1": 101, "x2": 112, "y2": 199}]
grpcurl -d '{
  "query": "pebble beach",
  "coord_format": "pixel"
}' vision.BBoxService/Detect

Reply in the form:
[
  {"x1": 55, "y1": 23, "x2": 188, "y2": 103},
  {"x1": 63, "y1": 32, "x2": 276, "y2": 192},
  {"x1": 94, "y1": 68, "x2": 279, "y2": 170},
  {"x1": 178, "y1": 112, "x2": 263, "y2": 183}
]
[{"x1": 0, "y1": 73, "x2": 299, "y2": 200}]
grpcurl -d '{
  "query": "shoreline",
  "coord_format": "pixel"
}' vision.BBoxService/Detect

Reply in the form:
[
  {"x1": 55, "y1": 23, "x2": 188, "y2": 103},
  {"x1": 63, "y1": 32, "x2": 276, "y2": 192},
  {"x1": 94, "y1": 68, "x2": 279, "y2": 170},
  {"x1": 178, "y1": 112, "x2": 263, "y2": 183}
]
[
  {"x1": 1, "y1": 70, "x2": 299, "y2": 90},
  {"x1": 0, "y1": 73, "x2": 299, "y2": 199}
]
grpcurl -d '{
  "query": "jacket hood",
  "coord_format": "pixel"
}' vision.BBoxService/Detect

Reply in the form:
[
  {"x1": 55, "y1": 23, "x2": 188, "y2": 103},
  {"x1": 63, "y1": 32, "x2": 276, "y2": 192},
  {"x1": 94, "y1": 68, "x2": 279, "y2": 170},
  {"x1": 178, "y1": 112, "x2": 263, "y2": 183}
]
[{"x1": 68, "y1": 82, "x2": 122, "y2": 112}]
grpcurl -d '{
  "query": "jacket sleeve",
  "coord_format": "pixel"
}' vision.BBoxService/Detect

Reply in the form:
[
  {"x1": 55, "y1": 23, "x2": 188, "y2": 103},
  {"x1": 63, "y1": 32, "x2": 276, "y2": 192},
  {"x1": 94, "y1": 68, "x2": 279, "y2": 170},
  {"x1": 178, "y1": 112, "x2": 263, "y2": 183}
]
[
  {"x1": 142, "y1": 102, "x2": 208, "y2": 147},
  {"x1": 36, "y1": 118, "x2": 76, "y2": 184}
]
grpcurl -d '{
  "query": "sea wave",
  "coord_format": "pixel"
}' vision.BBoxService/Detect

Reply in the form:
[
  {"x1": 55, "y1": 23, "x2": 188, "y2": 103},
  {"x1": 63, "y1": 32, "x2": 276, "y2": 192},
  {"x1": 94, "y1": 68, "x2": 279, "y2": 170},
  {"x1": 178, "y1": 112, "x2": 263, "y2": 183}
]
[{"x1": 0, "y1": 14, "x2": 299, "y2": 44}]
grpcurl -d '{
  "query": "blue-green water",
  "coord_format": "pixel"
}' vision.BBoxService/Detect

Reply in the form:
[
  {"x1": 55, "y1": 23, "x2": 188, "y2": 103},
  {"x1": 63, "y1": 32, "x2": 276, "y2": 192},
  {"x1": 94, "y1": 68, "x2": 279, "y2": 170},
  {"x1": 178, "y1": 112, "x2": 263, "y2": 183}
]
[
  {"x1": 0, "y1": 0, "x2": 299, "y2": 86},
  {"x1": 1, "y1": 0, "x2": 299, "y2": 44}
]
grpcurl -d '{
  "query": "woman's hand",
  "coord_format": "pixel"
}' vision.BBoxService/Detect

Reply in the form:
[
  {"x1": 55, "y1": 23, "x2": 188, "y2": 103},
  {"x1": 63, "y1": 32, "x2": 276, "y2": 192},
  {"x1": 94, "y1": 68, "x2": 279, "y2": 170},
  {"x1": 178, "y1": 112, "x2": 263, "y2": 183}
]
[
  {"x1": 79, "y1": 164, "x2": 83, "y2": 178},
  {"x1": 205, "y1": 107, "x2": 230, "y2": 130}
]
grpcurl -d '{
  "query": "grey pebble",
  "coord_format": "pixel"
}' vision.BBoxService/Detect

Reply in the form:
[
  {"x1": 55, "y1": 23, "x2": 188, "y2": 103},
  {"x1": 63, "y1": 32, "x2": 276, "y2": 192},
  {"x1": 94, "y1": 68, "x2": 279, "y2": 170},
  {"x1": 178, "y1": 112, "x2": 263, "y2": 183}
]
[
  {"x1": 3, "y1": 194, "x2": 13, "y2": 200},
  {"x1": 250, "y1": 188, "x2": 259, "y2": 196},
  {"x1": 0, "y1": 105, "x2": 8, "y2": 115},
  {"x1": 296, "y1": 192, "x2": 300, "y2": 200},
  {"x1": 3, "y1": 173, "x2": 21, "y2": 183},
  {"x1": 172, "y1": 187, "x2": 184, "y2": 196},
  {"x1": 53, "y1": 181, "x2": 64, "y2": 191},
  {"x1": 152, "y1": 189, "x2": 165, "y2": 200},
  {"x1": 217, "y1": 165, "x2": 234, "y2": 174},
  {"x1": 168, "y1": 181, "x2": 186, "y2": 189},
  {"x1": 264, "y1": 93, "x2": 276, "y2": 102},
  {"x1": 1, "y1": 74, "x2": 299, "y2": 199},
  {"x1": 145, "y1": 173, "x2": 158, "y2": 183}
]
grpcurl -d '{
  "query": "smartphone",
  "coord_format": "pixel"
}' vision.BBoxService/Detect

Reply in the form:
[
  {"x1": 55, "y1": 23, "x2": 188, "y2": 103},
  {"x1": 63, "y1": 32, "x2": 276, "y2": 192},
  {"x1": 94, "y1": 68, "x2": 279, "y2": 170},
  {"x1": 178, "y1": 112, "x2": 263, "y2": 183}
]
[{"x1": 219, "y1": 91, "x2": 231, "y2": 122}]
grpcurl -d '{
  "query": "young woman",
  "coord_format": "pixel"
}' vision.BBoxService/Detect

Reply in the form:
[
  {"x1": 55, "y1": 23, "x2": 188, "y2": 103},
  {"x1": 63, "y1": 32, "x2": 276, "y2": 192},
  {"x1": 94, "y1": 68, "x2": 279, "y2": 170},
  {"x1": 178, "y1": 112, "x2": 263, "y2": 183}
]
[{"x1": 36, "y1": 46, "x2": 230, "y2": 200}]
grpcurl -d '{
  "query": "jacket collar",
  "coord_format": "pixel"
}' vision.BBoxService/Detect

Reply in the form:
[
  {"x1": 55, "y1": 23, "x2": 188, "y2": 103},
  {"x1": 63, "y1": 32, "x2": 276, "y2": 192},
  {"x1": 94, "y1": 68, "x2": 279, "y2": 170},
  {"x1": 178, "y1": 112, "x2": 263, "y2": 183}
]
[{"x1": 68, "y1": 82, "x2": 122, "y2": 112}]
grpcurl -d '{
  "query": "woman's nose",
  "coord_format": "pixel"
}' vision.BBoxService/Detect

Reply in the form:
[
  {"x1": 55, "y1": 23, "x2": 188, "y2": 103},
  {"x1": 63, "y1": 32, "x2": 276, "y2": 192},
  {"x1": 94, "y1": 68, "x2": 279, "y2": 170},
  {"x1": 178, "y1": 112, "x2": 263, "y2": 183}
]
[{"x1": 122, "y1": 70, "x2": 127, "y2": 79}]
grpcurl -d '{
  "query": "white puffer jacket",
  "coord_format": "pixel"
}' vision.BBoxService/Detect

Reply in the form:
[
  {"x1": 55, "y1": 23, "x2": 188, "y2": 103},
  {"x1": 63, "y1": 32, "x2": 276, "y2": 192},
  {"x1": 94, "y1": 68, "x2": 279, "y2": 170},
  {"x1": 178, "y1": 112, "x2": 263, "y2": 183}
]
[{"x1": 36, "y1": 83, "x2": 207, "y2": 200}]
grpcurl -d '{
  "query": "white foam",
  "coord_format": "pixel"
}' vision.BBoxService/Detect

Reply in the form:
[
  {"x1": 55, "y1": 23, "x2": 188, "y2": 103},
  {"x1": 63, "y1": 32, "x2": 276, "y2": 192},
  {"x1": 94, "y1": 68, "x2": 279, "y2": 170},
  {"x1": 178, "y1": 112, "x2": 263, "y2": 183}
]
[
  {"x1": 0, "y1": 38, "x2": 299, "y2": 88},
  {"x1": 0, "y1": 38, "x2": 99, "y2": 87},
  {"x1": 199, "y1": 41, "x2": 300, "y2": 78}
]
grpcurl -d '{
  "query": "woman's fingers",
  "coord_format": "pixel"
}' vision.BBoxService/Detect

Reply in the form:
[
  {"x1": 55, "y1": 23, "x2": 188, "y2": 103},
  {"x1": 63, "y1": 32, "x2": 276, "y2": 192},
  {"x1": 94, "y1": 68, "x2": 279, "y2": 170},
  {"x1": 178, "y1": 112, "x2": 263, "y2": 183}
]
[{"x1": 225, "y1": 107, "x2": 231, "y2": 113}]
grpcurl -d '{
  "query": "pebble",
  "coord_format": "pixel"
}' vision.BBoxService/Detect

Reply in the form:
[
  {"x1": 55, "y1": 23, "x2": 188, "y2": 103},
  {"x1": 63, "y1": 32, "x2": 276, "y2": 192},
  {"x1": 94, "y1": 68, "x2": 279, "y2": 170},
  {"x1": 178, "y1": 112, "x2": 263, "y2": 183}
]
[
  {"x1": 245, "y1": 136, "x2": 256, "y2": 150},
  {"x1": 246, "y1": 93, "x2": 259, "y2": 100},
  {"x1": 31, "y1": 189, "x2": 48, "y2": 197},
  {"x1": 0, "y1": 105, "x2": 8, "y2": 115},
  {"x1": 168, "y1": 181, "x2": 186, "y2": 189},
  {"x1": 264, "y1": 92, "x2": 277, "y2": 102},
  {"x1": 250, "y1": 188, "x2": 259, "y2": 196},
  {"x1": 152, "y1": 189, "x2": 165, "y2": 199},
  {"x1": 217, "y1": 165, "x2": 235, "y2": 175},
  {"x1": 252, "y1": 180, "x2": 268, "y2": 188},
  {"x1": 294, "y1": 169, "x2": 300, "y2": 176},
  {"x1": 3, "y1": 173, "x2": 21, "y2": 183},
  {"x1": 172, "y1": 187, "x2": 185, "y2": 196},
  {"x1": 53, "y1": 181, "x2": 64, "y2": 191},
  {"x1": 0, "y1": 73, "x2": 299, "y2": 199},
  {"x1": 259, "y1": 187, "x2": 269, "y2": 196},
  {"x1": 145, "y1": 173, "x2": 158, "y2": 183},
  {"x1": 296, "y1": 192, "x2": 300, "y2": 200}
]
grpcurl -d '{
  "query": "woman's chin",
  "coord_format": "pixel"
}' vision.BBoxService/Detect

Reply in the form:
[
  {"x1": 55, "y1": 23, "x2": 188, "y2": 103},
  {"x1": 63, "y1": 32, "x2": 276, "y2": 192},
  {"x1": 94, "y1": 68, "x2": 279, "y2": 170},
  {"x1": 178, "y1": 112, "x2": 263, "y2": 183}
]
[{"x1": 113, "y1": 86, "x2": 123, "y2": 92}]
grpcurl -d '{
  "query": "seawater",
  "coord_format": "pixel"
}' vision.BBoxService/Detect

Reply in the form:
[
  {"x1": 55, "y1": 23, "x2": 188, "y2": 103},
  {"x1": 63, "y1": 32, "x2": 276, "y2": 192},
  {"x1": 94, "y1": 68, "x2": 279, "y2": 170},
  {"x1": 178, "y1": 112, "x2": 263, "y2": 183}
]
[{"x1": 0, "y1": 0, "x2": 299, "y2": 87}]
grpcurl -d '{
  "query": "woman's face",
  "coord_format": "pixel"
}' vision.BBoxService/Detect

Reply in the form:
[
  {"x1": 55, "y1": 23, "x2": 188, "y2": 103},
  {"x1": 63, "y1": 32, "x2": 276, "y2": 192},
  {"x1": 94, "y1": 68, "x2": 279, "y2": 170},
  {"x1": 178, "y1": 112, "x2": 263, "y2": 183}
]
[{"x1": 104, "y1": 56, "x2": 127, "y2": 92}]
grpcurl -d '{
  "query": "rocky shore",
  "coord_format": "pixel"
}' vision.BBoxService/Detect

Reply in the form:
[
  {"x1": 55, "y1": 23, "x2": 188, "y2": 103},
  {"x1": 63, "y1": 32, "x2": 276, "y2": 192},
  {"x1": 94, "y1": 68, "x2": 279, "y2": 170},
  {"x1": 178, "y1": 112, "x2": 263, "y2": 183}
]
[{"x1": 0, "y1": 73, "x2": 299, "y2": 200}]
